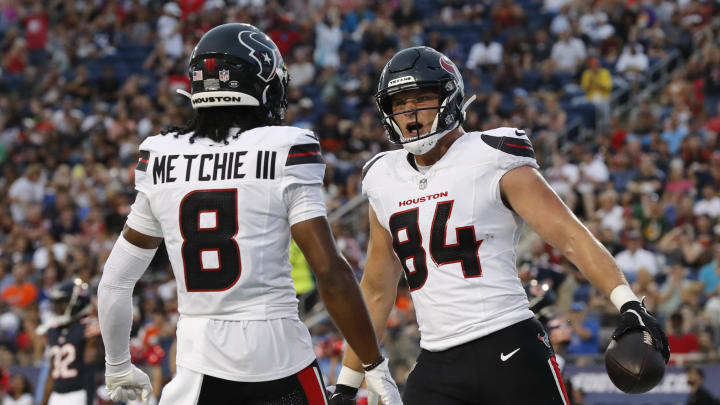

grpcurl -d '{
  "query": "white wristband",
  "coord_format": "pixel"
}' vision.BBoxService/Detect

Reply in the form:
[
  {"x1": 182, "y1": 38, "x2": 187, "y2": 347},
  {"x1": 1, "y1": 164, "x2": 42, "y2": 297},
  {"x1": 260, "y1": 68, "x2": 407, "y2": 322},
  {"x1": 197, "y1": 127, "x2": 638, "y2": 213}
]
[
  {"x1": 336, "y1": 366, "x2": 365, "y2": 388},
  {"x1": 610, "y1": 284, "x2": 640, "y2": 312}
]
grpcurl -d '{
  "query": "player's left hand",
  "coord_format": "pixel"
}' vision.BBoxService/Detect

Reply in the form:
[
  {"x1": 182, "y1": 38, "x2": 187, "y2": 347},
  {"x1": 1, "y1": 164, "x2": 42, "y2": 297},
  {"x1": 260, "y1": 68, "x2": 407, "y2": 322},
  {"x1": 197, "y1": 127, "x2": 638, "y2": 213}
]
[
  {"x1": 105, "y1": 363, "x2": 152, "y2": 404},
  {"x1": 364, "y1": 358, "x2": 403, "y2": 405},
  {"x1": 612, "y1": 300, "x2": 670, "y2": 363}
]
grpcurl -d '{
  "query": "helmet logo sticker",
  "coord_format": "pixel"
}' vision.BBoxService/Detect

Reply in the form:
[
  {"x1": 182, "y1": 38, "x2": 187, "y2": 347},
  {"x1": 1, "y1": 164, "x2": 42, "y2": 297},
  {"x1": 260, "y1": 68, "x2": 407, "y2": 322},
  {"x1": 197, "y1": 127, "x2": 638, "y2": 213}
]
[
  {"x1": 219, "y1": 69, "x2": 230, "y2": 82},
  {"x1": 204, "y1": 58, "x2": 217, "y2": 73},
  {"x1": 192, "y1": 70, "x2": 203, "y2": 81},
  {"x1": 439, "y1": 56, "x2": 458, "y2": 80},
  {"x1": 238, "y1": 30, "x2": 278, "y2": 83},
  {"x1": 229, "y1": 80, "x2": 239, "y2": 88},
  {"x1": 388, "y1": 75, "x2": 415, "y2": 87},
  {"x1": 203, "y1": 78, "x2": 220, "y2": 91}
]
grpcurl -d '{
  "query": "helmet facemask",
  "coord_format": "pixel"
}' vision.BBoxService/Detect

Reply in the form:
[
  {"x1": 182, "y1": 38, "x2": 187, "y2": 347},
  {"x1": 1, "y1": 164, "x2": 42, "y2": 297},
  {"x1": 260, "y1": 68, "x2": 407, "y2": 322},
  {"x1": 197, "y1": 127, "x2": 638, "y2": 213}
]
[{"x1": 377, "y1": 80, "x2": 462, "y2": 155}]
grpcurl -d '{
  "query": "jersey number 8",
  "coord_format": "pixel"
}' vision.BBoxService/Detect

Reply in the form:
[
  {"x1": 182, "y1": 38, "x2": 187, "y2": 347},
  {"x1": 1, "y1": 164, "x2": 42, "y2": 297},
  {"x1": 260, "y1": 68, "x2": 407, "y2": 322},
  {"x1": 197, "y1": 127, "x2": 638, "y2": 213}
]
[{"x1": 179, "y1": 189, "x2": 241, "y2": 292}]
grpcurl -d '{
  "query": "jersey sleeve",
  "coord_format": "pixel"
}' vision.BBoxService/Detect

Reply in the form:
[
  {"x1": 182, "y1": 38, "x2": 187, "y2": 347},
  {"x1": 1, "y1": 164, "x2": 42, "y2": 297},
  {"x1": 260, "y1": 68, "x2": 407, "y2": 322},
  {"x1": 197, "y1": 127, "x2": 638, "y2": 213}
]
[
  {"x1": 280, "y1": 132, "x2": 325, "y2": 190},
  {"x1": 481, "y1": 127, "x2": 540, "y2": 207},
  {"x1": 133, "y1": 137, "x2": 155, "y2": 195},
  {"x1": 284, "y1": 183, "x2": 327, "y2": 226},
  {"x1": 360, "y1": 152, "x2": 390, "y2": 200},
  {"x1": 125, "y1": 191, "x2": 163, "y2": 237}
]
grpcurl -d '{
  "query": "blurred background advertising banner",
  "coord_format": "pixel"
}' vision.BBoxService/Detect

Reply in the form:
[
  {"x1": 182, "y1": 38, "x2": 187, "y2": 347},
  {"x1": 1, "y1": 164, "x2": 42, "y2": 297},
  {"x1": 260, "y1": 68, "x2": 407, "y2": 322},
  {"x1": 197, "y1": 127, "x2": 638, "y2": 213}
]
[{"x1": 564, "y1": 365, "x2": 720, "y2": 405}]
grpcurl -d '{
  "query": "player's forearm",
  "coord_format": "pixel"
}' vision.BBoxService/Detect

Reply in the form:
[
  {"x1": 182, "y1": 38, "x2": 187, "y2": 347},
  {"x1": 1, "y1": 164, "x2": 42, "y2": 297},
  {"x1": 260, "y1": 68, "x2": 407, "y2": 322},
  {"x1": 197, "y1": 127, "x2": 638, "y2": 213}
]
[
  {"x1": 98, "y1": 235, "x2": 156, "y2": 373},
  {"x1": 557, "y1": 226, "x2": 628, "y2": 297},
  {"x1": 97, "y1": 279, "x2": 134, "y2": 368},
  {"x1": 341, "y1": 274, "x2": 398, "y2": 372},
  {"x1": 41, "y1": 372, "x2": 53, "y2": 405},
  {"x1": 315, "y1": 261, "x2": 382, "y2": 365}
]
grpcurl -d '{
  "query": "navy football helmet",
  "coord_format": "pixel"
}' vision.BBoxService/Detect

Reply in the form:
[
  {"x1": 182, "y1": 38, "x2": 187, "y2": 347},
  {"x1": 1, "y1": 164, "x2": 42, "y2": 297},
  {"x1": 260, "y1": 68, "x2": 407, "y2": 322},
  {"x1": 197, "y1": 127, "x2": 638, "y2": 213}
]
[
  {"x1": 375, "y1": 47, "x2": 475, "y2": 155},
  {"x1": 50, "y1": 278, "x2": 91, "y2": 325},
  {"x1": 179, "y1": 23, "x2": 289, "y2": 121}
]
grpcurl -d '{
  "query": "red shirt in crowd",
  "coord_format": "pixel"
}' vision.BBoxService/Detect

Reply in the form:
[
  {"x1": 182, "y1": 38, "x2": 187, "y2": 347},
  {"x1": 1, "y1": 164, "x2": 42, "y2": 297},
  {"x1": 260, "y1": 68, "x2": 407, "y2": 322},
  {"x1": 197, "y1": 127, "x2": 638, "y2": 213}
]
[
  {"x1": 24, "y1": 12, "x2": 48, "y2": 50},
  {"x1": 667, "y1": 332, "x2": 700, "y2": 354}
]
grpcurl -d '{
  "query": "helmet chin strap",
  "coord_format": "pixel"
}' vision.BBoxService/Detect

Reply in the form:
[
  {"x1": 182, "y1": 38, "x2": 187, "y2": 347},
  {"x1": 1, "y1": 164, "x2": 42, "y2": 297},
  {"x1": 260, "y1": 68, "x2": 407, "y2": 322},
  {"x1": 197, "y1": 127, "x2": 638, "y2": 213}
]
[
  {"x1": 402, "y1": 95, "x2": 475, "y2": 156},
  {"x1": 461, "y1": 94, "x2": 477, "y2": 120},
  {"x1": 176, "y1": 88, "x2": 192, "y2": 99}
]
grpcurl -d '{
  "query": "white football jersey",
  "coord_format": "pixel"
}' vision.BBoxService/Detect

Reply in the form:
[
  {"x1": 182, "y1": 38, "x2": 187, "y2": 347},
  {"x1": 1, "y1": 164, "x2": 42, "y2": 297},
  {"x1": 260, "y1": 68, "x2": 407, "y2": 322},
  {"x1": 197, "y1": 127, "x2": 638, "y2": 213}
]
[
  {"x1": 131, "y1": 125, "x2": 324, "y2": 380},
  {"x1": 362, "y1": 127, "x2": 538, "y2": 351}
]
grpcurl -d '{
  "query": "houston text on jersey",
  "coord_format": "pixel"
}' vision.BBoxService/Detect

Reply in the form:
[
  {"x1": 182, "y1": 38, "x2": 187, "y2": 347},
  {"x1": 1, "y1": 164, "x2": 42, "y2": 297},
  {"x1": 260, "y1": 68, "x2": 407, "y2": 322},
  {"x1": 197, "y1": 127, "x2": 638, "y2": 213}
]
[{"x1": 398, "y1": 191, "x2": 449, "y2": 207}]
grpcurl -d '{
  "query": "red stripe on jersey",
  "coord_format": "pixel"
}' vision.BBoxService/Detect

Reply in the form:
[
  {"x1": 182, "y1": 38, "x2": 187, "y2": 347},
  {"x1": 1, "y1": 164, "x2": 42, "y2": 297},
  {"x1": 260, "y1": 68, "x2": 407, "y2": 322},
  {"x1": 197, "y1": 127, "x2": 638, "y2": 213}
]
[
  {"x1": 549, "y1": 356, "x2": 570, "y2": 405},
  {"x1": 139, "y1": 158, "x2": 149, "y2": 163},
  {"x1": 298, "y1": 366, "x2": 327, "y2": 405},
  {"x1": 504, "y1": 142, "x2": 532, "y2": 149},
  {"x1": 288, "y1": 151, "x2": 320, "y2": 158}
]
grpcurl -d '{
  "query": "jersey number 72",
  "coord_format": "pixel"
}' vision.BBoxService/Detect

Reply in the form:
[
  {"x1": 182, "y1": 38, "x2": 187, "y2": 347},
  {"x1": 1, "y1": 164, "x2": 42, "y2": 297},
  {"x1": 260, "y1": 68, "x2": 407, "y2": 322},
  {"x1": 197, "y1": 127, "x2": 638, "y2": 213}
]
[{"x1": 389, "y1": 200, "x2": 483, "y2": 291}]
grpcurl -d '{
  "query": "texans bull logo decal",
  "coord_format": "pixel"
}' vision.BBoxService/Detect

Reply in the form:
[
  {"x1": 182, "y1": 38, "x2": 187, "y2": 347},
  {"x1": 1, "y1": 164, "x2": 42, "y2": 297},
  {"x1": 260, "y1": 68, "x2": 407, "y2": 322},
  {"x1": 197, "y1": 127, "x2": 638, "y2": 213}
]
[
  {"x1": 238, "y1": 30, "x2": 279, "y2": 83},
  {"x1": 440, "y1": 56, "x2": 459, "y2": 81}
]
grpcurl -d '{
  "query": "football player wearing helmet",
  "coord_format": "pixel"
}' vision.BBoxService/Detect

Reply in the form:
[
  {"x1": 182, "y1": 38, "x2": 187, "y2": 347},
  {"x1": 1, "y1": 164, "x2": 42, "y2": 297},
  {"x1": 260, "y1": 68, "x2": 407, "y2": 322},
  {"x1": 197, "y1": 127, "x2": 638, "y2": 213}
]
[
  {"x1": 97, "y1": 23, "x2": 401, "y2": 405},
  {"x1": 330, "y1": 47, "x2": 669, "y2": 405},
  {"x1": 39, "y1": 278, "x2": 100, "y2": 405}
]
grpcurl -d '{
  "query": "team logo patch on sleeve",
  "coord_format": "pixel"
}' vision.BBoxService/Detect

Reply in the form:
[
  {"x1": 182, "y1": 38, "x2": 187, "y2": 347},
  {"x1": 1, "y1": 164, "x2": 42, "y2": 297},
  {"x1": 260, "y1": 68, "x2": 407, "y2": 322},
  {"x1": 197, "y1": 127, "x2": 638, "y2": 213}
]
[
  {"x1": 481, "y1": 134, "x2": 535, "y2": 159},
  {"x1": 286, "y1": 143, "x2": 323, "y2": 166},
  {"x1": 137, "y1": 150, "x2": 150, "y2": 172}
]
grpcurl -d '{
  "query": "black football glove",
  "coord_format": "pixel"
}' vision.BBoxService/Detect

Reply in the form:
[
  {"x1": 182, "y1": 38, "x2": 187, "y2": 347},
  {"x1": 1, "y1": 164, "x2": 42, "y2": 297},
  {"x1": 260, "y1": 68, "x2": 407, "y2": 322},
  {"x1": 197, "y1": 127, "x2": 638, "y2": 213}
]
[
  {"x1": 612, "y1": 300, "x2": 670, "y2": 363},
  {"x1": 328, "y1": 384, "x2": 358, "y2": 405}
]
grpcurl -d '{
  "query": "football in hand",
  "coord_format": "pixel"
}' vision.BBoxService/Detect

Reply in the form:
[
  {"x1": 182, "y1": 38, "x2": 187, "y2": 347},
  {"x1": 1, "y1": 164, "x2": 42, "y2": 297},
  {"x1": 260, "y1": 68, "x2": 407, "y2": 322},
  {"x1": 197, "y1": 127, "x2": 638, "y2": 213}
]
[{"x1": 605, "y1": 330, "x2": 665, "y2": 394}]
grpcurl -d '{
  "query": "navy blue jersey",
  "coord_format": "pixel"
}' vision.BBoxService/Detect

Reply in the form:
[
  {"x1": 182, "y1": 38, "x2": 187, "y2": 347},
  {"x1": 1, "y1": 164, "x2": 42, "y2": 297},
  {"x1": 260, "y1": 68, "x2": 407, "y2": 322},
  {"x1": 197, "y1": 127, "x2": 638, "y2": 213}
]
[{"x1": 47, "y1": 321, "x2": 87, "y2": 393}]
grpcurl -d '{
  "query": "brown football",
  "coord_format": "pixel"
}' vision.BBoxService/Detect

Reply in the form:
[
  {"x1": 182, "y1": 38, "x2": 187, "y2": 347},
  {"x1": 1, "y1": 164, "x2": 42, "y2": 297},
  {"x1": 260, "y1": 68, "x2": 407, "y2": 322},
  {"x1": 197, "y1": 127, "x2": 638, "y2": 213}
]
[{"x1": 605, "y1": 330, "x2": 665, "y2": 394}]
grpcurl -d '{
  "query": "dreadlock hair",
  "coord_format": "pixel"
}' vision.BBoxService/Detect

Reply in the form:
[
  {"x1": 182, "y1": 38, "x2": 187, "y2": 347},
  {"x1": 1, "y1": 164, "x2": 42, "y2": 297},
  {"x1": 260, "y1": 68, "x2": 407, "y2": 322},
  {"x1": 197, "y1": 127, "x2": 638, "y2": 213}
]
[{"x1": 161, "y1": 106, "x2": 281, "y2": 144}]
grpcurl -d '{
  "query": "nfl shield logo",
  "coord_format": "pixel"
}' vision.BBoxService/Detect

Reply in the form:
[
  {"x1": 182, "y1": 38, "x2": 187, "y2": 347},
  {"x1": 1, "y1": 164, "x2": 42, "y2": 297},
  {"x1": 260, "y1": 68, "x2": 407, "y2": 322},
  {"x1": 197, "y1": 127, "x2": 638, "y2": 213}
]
[
  {"x1": 219, "y1": 69, "x2": 230, "y2": 82},
  {"x1": 419, "y1": 178, "x2": 427, "y2": 190}
]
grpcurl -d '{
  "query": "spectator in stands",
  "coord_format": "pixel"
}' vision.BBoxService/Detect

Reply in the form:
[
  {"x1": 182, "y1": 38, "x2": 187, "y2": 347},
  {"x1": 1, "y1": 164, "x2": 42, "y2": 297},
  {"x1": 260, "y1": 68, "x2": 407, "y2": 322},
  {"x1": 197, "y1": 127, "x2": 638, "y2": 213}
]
[
  {"x1": 698, "y1": 244, "x2": 720, "y2": 299},
  {"x1": 551, "y1": 28, "x2": 587, "y2": 73},
  {"x1": 668, "y1": 312, "x2": 700, "y2": 357},
  {"x1": 566, "y1": 302, "x2": 600, "y2": 355},
  {"x1": 7, "y1": 164, "x2": 44, "y2": 224},
  {"x1": 662, "y1": 114, "x2": 690, "y2": 155},
  {"x1": 1, "y1": 37, "x2": 27, "y2": 75},
  {"x1": 616, "y1": 42, "x2": 649, "y2": 84},
  {"x1": 3, "y1": 374, "x2": 33, "y2": 405},
  {"x1": 314, "y1": 9, "x2": 343, "y2": 68},
  {"x1": 465, "y1": 31, "x2": 502, "y2": 72},
  {"x1": 632, "y1": 268, "x2": 659, "y2": 313},
  {"x1": 550, "y1": 5, "x2": 571, "y2": 36},
  {"x1": 157, "y1": 2, "x2": 183, "y2": 60},
  {"x1": 579, "y1": 3, "x2": 615, "y2": 44},
  {"x1": 686, "y1": 366, "x2": 720, "y2": 405},
  {"x1": 594, "y1": 189, "x2": 624, "y2": 236},
  {"x1": 546, "y1": 153, "x2": 579, "y2": 211},
  {"x1": 1, "y1": 263, "x2": 37, "y2": 310},
  {"x1": 614, "y1": 230, "x2": 659, "y2": 281},
  {"x1": 658, "y1": 264, "x2": 691, "y2": 316},
  {"x1": 581, "y1": 57, "x2": 612, "y2": 122}
]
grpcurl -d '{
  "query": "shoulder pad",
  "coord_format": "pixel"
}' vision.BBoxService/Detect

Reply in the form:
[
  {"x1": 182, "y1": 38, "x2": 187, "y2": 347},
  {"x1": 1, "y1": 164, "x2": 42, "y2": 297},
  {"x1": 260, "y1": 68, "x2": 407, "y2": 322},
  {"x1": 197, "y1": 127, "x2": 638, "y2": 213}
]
[
  {"x1": 362, "y1": 152, "x2": 390, "y2": 181},
  {"x1": 481, "y1": 131, "x2": 535, "y2": 159}
]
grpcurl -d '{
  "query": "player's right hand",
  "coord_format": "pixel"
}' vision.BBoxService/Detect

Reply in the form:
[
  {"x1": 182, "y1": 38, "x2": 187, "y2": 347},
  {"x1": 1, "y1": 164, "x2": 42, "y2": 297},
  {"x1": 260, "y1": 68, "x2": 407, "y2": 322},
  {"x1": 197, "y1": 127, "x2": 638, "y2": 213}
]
[
  {"x1": 364, "y1": 358, "x2": 403, "y2": 405},
  {"x1": 612, "y1": 300, "x2": 670, "y2": 363},
  {"x1": 105, "y1": 363, "x2": 152, "y2": 404}
]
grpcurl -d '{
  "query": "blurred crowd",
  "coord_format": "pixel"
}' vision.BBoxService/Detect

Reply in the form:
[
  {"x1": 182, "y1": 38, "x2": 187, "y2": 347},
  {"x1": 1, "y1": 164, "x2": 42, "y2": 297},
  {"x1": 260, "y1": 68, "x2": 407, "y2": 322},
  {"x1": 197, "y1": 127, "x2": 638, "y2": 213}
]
[{"x1": 0, "y1": 0, "x2": 720, "y2": 403}]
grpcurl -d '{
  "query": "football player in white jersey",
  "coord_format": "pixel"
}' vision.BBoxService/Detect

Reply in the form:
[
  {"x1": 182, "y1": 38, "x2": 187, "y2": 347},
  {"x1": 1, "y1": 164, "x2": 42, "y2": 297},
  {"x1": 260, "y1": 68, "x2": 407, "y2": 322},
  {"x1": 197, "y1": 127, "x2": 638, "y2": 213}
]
[
  {"x1": 96, "y1": 23, "x2": 402, "y2": 405},
  {"x1": 330, "y1": 47, "x2": 670, "y2": 405}
]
